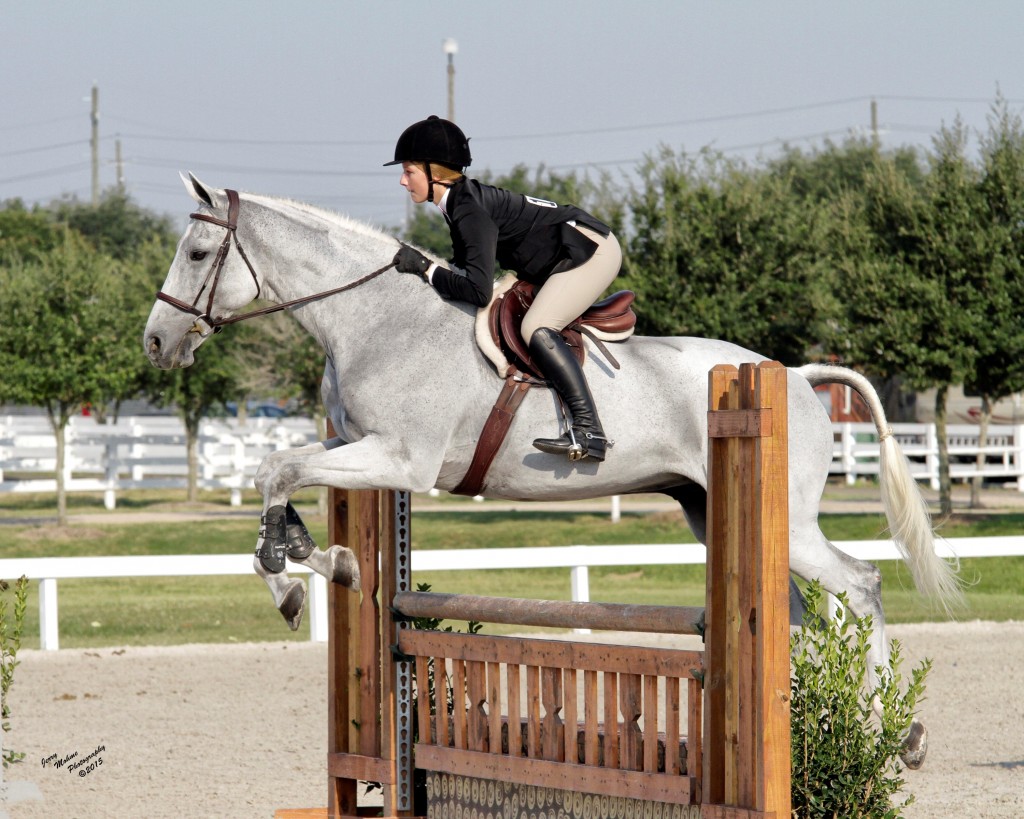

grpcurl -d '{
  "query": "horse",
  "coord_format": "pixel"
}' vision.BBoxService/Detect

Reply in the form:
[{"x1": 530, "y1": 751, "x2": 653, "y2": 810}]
[{"x1": 144, "y1": 173, "x2": 961, "y2": 768}]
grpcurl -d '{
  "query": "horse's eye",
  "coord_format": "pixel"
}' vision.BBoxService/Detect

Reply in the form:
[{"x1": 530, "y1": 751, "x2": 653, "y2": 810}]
[{"x1": 190, "y1": 249, "x2": 208, "y2": 262}]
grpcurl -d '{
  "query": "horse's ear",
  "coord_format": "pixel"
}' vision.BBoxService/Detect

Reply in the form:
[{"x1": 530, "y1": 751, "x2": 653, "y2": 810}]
[{"x1": 180, "y1": 172, "x2": 228, "y2": 211}]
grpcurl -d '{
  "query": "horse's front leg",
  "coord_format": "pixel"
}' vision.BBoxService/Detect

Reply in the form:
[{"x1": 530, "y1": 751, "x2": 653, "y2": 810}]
[
  {"x1": 252, "y1": 500, "x2": 361, "y2": 630},
  {"x1": 254, "y1": 436, "x2": 436, "y2": 629},
  {"x1": 254, "y1": 438, "x2": 333, "y2": 496},
  {"x1": 253, "y1": 548, "x2": 309, "y2": 631}
]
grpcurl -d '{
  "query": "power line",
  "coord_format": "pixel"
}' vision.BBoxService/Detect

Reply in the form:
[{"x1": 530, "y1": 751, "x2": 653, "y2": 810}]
[
  {"x1": 0, "y1": 114, "x2": 82, "y2": 133},
  {"x1": 130, "y1": 156, "x2": 391, "y2": 177},
  {"x1": 0, "y1": 162, "x2": 91, "y2": 186},
  {"x1": 0, "y1": 140, "x2": 89, "y2": 159},
  {"x1": 11, "y1": 94, "x2": 1021, "y2": 155},
  {"x1": 875, "y1": 94, "x2": 1024, "y2": 105},
  {"x1": 114, "y1": 132, "x2": 389, "y2": 148}
]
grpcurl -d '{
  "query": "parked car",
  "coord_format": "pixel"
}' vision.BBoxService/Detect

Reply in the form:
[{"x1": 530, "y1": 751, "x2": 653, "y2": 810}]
[{"x1": 222, "y1": 401, "x2": 292, "y2": 418}]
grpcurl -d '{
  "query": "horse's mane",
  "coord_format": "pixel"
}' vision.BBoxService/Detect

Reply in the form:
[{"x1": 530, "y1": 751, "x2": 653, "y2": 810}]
[{"x1": 245, "y1": 192, "x2": 395, "y2": 246}]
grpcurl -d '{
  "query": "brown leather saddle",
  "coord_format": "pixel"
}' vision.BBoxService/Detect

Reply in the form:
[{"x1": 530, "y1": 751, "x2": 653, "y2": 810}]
[
  {"x1": 489, "y1": 279, "x2": 637, "y2": 378},
  {"x1": 452, "y1": 281, "x2": 637, "y2": 497}
]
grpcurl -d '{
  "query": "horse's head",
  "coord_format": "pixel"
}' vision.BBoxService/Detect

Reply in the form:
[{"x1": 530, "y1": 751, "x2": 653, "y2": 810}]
[{"x1": 143, "y1": 173, "x2": 261, "y2": 369}]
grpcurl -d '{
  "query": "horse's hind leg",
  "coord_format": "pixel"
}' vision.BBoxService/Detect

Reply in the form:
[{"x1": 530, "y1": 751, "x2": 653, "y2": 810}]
[
  {"x1": 791, "y1": 523, "x2": 928, "y2": 769},
  {"x1": 663, "y1": 483, "x2": 809, "y2": 626}
]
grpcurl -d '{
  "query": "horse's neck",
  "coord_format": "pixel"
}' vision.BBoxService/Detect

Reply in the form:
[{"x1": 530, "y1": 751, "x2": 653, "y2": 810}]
[{"x1": 244, "y1": 196, "x2": 475, "y2": 362}]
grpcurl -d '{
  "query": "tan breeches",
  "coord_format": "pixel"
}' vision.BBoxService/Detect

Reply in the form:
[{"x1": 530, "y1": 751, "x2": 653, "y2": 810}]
[{"x1": 520, "y1": 225, "x2": 622, "y2": 344}]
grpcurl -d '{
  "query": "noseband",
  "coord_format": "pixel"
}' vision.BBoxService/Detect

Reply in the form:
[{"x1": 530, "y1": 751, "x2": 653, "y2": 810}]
[{"x1": 156, "y1": 189, "x2": 395, "y2": 334}]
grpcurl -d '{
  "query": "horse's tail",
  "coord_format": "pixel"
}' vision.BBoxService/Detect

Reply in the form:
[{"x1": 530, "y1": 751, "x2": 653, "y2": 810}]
[{"x1": 796, "y1": 363, "x2": 964, "y2": 615}]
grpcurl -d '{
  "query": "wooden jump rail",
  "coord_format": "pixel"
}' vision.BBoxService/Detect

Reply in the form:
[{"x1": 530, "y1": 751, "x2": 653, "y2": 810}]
[
  {"x1": 392, "y1": 590, "x2": 706, "y2": 635},
  {"x1": 276, "y1": 361, "x2": 790, "y2": 819}
]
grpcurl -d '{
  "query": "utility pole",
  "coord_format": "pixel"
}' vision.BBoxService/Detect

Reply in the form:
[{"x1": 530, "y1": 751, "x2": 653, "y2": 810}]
[
  {"x1": 90, "y1": 83, "x2": 100, "y2": 205},
  {"x1": 870, "y1": 97, "x2": 879, "y2": 150},
  {"x1": 443, "y1": 38, "x2": 457, "y2": 122},
  {"x1": 115, "y1": 138, "x2": 125, "y2": 193}
]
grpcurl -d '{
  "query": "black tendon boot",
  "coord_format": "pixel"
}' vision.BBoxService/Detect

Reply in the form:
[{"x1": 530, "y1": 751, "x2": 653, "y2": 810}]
[{"x1": 529, "y1": 327, "x2": 608, "y2": 461}]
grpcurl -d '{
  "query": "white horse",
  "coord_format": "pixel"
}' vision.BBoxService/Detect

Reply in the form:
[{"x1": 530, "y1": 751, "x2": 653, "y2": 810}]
[{"x1": 144, "y1": 174, "x2": 961, "y2": 767}]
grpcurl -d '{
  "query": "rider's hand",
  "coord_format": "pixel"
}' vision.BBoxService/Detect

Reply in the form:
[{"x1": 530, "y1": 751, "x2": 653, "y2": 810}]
[{"x1": 393, "y1": 243, "x2": 432, "y2": 278}]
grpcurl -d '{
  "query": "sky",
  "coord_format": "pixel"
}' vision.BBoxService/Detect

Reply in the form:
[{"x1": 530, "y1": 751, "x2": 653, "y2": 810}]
[{"x1": 4, "y1": 1, "x2": 1024, "y2": 232}]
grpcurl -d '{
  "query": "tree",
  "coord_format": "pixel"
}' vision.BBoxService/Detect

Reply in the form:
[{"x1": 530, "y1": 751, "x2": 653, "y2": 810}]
[
  {"x1": 622, "y1": 147, "x2": 833, "y2": 363},
  {"x1": 768, "y1": 136, "x2": 924, "y2": 205},
  {"x1": 962, "y1": 99, "x2": 1024, "y2": 506},
  {"x1": 143, "y1": 325, "x2": 253, "y2": 503},
  {"x1": 0, "y1": 201, "x2": 62, "y2": 262},
  {"x1": 51, "y1": 189, "x2": 176, "y2": 261},
  {"x1": 0, "y1": 230, "x2": 147, "y2": 523},
  {"x1": 826, "y1": 125, "x2": 983, "y2": 514}
]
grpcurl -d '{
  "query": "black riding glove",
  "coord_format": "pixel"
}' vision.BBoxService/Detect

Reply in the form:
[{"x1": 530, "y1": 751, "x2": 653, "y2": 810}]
[{"x1": 393, "y1": 243, "x2": 432, "y2": 279}]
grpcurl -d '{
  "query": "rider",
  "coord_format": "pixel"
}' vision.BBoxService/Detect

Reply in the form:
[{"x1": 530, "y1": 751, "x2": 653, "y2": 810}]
[{"x1": 385, "y1": 115, "x2": 622, "y2": 462}]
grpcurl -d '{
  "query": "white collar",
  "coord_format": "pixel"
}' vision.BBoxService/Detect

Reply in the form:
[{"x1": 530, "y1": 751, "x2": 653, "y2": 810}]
[{"x1": 435, "y1": 186, "x2": 451, "y2": 217}]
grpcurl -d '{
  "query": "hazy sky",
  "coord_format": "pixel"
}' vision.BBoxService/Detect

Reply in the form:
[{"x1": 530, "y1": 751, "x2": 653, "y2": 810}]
[{"x1": 4, "y1": 1, "x2": 1023, "y2": 230}]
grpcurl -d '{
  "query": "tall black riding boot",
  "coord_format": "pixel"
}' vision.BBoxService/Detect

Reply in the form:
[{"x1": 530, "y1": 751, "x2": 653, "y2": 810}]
[{"x1": 529, "y1": 327, "x2": 609, "y2": 461}]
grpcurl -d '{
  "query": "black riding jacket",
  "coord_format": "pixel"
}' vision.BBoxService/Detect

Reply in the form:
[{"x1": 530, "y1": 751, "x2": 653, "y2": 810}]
[{"x1": 430, "y1": 177, "x2": 610, "y2": 307}]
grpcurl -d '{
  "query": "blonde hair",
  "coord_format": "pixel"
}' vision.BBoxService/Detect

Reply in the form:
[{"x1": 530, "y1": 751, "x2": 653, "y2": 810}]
[{"x1": 414, "y1": 161, "x2": 464, "y2": 185}]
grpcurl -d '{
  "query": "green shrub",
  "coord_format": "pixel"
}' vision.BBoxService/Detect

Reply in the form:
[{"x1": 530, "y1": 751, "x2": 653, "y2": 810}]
[
  {"x1": 790, "y1": 581, "x2": 929, "y2": 818},
  {"x1": 1, "y1": 576, "x2": 28, "y2": 767}
]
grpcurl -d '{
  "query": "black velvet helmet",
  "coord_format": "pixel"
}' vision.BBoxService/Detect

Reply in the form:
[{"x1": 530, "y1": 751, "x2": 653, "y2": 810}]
[{"x1": 384, "y1": 115, "x2": 472, "y2": 171}]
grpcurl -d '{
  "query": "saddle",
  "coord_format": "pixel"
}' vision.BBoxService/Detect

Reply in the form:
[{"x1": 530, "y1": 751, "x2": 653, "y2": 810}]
[
  {"x1": 453, "y1": 276, "x2": 637, "y2": 497},
  {"x1": 482, "y1": 276, "x2": 637, "y2": 378}
]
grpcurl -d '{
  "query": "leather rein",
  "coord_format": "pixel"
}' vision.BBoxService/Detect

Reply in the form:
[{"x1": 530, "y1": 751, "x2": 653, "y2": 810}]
[{"x1": 156, "y1": 188, "x2": 395, "y2": 334}]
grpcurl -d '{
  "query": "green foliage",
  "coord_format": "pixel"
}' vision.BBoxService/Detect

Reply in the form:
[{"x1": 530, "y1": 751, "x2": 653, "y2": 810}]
[
  {"x1": 402, "y1": 207, "x2": 452, "y2": 258},
  {"x1": 1, "y1": 576, "x2": 29, "y2": 767},
  {"x1": 409, "y1": 581, "x2": 483, "y2": 636},
  {"x1": 767, "y1": 137, "x2": 924, "y2": 204},
  {"x1": 144, "y1": 323, "x2": 256, "y2": 434},
  {"x1": 0, "y1": 229, "x2": 148, "y2": 425},
  {"x1": 0, "y1": 201, "x2": 63, "y2": 262},
  {"x1": 963, "y1": 97, "x2": 1024, "y2": 403},
  {"x1": 623, "y1": 147, "x2": 833, "y2": 363},
  {"x1": 791, "y1": 582, "x2": 929, "y2": 818},
  {"x1": 51, "y1": 189, "x2": 177, "y2": 261},
  {"x1": 260, "y1": 315, "x2": 326, "y2": 420}
]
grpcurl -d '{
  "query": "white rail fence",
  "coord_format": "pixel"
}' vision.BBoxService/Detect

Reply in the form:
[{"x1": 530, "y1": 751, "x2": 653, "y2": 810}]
[
  {"x1": 833, "y1": 422, "x2": 1024, "y2": 490},
  {"x1": 0, "y1": 415, "x2": 319, "y2": 508},
  {"x1": 2, "y1": 417, "x2": 1023, "y2": 506},
  {"x1": 2, "y1": 536, "x2": 1021, "y2": 651}
]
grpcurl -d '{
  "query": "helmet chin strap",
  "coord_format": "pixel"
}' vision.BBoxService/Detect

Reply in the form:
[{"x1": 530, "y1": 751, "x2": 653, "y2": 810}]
[
  {"x1": 424, "y1": 161, "x2": 456, "y2": 203},
  {"x1": 425, "y1": 161, "x2": 436, "y2": 203}
]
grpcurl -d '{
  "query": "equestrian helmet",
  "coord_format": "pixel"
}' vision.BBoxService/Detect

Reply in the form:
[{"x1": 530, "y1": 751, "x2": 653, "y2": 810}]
[{"x1": 384, "y1": 115, "x2": 472, "y2": 171}]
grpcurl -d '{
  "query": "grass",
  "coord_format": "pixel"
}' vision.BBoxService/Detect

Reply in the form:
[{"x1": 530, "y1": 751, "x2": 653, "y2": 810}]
[{"x1": 1, "y1": 488, "x2": 1023, "y2": 648}]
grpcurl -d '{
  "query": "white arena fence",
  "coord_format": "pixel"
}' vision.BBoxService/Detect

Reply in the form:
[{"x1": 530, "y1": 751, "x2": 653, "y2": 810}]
[
  {"x1": 834, "y1": 421, "x2": 1024, "y2": 490},
  {"x1": 0, "y1": 415, "x2": 320, "y2": 508},
  {"x1": 1, "y1": 417, "x2": 1023, "y2": 509},
  {"x1": 1, "y1": 536, "x2": 1022, "y2": 651}
]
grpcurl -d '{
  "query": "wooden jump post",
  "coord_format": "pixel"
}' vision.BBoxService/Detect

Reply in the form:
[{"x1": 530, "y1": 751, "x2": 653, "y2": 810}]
[
  {"x1": 703, "y1": 361, "x2": 791, "y2": 818},
  {"x1": 276, "y1": 360, "x2": 791, "y2": 819}
]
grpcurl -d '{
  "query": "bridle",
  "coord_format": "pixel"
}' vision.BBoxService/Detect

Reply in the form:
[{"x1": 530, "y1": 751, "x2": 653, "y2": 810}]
[{"x1": 156, "y1": 188, "x2": 395, "y2": 335}]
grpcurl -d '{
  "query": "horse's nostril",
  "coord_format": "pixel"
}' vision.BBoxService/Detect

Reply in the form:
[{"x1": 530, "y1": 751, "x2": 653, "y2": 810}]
[{"x1": 148, "y1": 335, "x2": 162, "y2": 353}]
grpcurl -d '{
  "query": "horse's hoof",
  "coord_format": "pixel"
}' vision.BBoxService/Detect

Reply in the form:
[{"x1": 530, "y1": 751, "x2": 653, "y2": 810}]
[
  {"x1": 279, "y1": 578, "x2": 307, "y2": 631},
  {"x1": 328, "y1": 544, "x2": 360, "y2": 591},
  {"x1": 900, "y1": 719, "x2": 928, "y2": 770}
]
